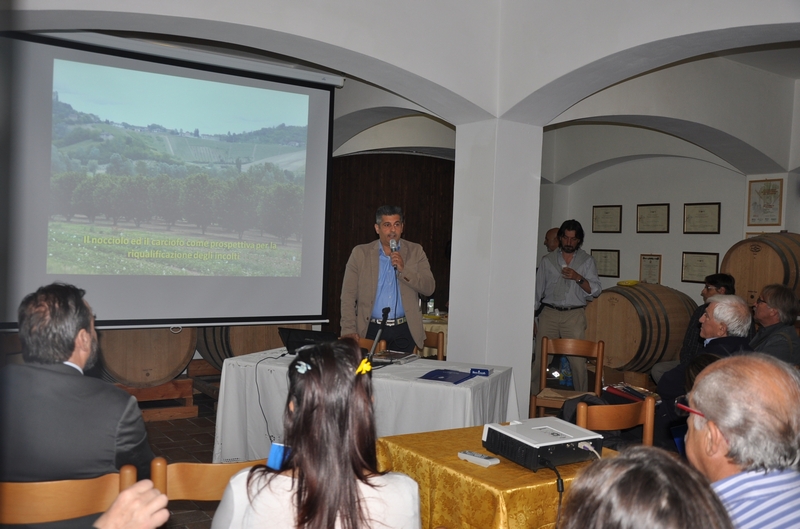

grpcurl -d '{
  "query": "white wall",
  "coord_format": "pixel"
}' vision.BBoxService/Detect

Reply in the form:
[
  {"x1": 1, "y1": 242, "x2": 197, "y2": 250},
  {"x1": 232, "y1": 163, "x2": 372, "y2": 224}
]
[{"x1": 567, "y1": 156, "x2": 746, "y2": 305}]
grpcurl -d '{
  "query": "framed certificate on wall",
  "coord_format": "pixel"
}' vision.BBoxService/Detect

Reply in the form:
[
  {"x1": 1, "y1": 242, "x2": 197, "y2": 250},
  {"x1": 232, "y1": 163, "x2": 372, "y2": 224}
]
[
  {"x1": 637, "y1": 203, "x2": 669, "y2": 233},
  {"x1": 639, "y1": 254, "x2": 662, "y2": 284},
  {"x1": 683, "y1": 203, "x2": 720, "y2": 234},
  {"x1": 591, "y1": 249, "x2": 620, "y2": 278},
  {"x1": 681, "y1": 252, "x2": 718, "y2": 283},
  {"x1": 592, "y1": 205, "x2": 622, "y2": 233}
]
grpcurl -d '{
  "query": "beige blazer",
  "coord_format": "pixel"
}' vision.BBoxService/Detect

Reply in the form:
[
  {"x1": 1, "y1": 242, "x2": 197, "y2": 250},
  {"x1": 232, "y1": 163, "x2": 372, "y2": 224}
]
[{"x1": 340, "y1": 238, "x2": 435, "y2": 349}]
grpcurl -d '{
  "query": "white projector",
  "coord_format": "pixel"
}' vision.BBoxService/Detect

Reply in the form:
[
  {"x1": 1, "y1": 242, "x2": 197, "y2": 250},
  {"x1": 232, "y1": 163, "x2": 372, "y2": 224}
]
[{"x1": 482, "y1": 417, "x2": 603, "y2": 472}]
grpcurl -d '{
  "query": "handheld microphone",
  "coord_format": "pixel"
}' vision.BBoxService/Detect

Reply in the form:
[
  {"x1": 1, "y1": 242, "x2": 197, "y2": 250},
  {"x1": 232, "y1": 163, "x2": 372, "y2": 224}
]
[{"x1": 390, "y1": 239, "x2": 398, "y2": 270}]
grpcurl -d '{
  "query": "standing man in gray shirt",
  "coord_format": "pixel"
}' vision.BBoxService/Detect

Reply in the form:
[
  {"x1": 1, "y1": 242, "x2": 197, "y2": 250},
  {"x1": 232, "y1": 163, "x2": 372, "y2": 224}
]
[{"x1": 531, "y1": 219, "x2": 602, "y2": 395}]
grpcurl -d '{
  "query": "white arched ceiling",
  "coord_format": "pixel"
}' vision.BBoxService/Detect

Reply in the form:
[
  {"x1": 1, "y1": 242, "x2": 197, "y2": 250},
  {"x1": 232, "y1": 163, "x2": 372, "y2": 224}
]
[
  {"x1": 9, "y1": 6, "x2": 496, "y2": 126},
  {"x1": 502, "y1": 20, "x2": 800, "y2": 126},
  {"x1": 547, "y1": 56, "x2": 794, "y2": 175},
  {"x1": 334, "y1": 115, "x2": 455, "y2": 158},
  {"x1": 543, "y1": 123, "x2": 740, "y2": 184}
]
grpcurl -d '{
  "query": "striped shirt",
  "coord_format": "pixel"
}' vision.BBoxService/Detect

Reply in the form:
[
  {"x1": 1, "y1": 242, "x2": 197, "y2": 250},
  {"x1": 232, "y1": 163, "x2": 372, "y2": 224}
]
[{"x1": 713, "y1": 469, "x2": 800, "y2": 529}]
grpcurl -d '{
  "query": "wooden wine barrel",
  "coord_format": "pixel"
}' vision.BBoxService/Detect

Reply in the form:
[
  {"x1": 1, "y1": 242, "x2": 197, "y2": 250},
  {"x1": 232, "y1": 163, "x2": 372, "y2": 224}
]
[
  {"x1": 196, "y1": 323, "x2": 311, "y2": 371},
  {"x1": 585, "y1": 283, "x2": 697, "y2": 372},
  {"x1": 720, "y1": 232, "x2": 800, "y2": 306},
  {"x1": 99, "y1": 327, "x2": 196, "y2": 388}
]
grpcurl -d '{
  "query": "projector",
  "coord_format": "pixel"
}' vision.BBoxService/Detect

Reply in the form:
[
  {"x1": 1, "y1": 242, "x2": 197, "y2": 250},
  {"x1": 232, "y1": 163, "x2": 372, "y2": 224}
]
[{"x1": 482, "y1": 417, "x2": 603, "y2": 472}]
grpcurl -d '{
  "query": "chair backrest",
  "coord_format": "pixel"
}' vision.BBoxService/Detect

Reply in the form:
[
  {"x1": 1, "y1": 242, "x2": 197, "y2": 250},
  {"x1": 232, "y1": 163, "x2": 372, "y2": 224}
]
[
  {"x1": 541, "y1": 337, "x2": 605, "y2": 396},
  {"x1": 576, "y1": 395, "x2": 657, "y2": 446},
  {"x1": 151, "y1": 456, "x2": 259, "y2": 501},
  {"x1": 358, "y1": 337, "x2": 387, "y2": 355},
  {"x1": 423, "y1": 331, "x2": 445, "y2": 360},
  {"x1": 0, "y1": 465, "x2": 137, "y2": 524}
]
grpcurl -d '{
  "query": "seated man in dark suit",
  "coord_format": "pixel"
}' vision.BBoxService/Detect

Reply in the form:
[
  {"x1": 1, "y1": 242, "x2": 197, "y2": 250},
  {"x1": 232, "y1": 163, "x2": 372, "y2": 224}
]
[
  {"x1": 650, "y1": 273, "x2": 737, "y2": 384},
  {"x1": 654, "y1": 294, "x2": 752, "y2": 450},
  {"x1": 0, "y1": 283, "x2": 154, "y2": 529}
]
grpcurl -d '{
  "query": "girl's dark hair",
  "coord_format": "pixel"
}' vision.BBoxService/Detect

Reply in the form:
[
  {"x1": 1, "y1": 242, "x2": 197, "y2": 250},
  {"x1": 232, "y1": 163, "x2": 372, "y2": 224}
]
[
  {"x1": 248, "y1": 338, "x2": 379, "y2": 529},
  {"x1": 557, "y1": 446, "x2": 733, "y2": 529}
]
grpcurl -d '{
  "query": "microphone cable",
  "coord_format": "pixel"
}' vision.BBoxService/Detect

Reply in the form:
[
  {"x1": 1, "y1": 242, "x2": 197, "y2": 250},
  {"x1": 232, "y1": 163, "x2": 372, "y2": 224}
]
[{"x1": 254, "y1": 351, "x2": 288, "y2": 442}]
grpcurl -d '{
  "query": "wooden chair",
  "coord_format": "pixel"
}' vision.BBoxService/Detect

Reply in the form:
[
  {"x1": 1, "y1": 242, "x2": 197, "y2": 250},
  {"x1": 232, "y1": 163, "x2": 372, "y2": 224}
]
[
  {"x1": 414, "y1": 330, "x2": 445, "y2": 360},
  {"x1": 358, "y1": 337, "x2": 387, "y2": 355},
  {"x1": 150, "y1": 456, "x2": 260, "y2": 501},
  {"x1": 0, "y1": 465, "x2": 137, "y2": 524},
  {"x1": 576, "y1": 395, "x2": 657, "y2": 446},
  {"x1": 529, "y1": 337, "x2": 604, "y2": 418}
]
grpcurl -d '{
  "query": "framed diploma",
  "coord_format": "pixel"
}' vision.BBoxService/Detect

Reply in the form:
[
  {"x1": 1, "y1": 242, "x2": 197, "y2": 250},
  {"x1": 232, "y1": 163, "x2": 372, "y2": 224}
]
[
  {"x1": 592, "y1": 205, "x2": 622, "y2": 233},
  {"x1": 747, "y1": 178, "x2": 783, "y2": 226},
  {"x1": 639, "y1": 254, "x2": 662, "y2": 284},
  {"x1": 683, "y1": 202, "x2": 720, "y2": 234},
  {"x1": 637, "y1": 203, "x2": 669, "y2": 233},
  {"x1": 681, "y1": 252, "x2": 718, "y2": 283},
  {"x1": 591, "y1": 249, "x2": 620, "y2": 278}
]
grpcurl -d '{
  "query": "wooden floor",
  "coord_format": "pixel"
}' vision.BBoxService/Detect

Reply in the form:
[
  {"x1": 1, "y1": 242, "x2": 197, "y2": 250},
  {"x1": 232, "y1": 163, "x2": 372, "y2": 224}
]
[{"x1": 144, "y1": 393, "x2": 219, "y2": 529}]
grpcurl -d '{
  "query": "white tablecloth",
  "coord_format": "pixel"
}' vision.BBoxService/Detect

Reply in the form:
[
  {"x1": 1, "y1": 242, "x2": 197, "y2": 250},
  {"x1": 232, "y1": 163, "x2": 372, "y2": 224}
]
[{"x1": 213, "y1": 348, "x2": 520, "y2": 462}]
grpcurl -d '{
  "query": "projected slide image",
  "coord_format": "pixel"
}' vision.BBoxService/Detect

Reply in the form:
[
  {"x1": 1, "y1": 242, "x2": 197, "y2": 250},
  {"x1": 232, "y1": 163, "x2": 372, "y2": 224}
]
[{"x1": 47, "y1": 59, "x2": 309, "y2": 277}]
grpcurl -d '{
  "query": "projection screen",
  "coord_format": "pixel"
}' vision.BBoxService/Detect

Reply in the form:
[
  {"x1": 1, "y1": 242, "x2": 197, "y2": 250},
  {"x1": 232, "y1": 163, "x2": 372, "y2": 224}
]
[{"x1": 2, "y1": 33, "x2": 337, "y2": 328}]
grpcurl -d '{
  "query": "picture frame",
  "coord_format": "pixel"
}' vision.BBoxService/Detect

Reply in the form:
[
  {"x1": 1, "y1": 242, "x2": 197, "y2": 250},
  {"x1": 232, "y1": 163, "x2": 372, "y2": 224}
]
[
  {"x1": 592, "y1": 205, "x2": 622, "y2": 233},
  {"x1": 683, "y1": 202, "x2": 720, "y2": 234},
  {"x1": 681, "y1": 252, "x2": 719, "y2": 283},
  {"x1": 591, "y1": 249, "x2": 620, "y2": 278},
  {"x1": 639, "y1": 254, "x2": 662, "y2": 284},
  {"x1": 747, "y1": 178, "x2": 783, "y2": 226},
  {"x1": 637, "y1": 203, "x2": 670, "y2": 233}
]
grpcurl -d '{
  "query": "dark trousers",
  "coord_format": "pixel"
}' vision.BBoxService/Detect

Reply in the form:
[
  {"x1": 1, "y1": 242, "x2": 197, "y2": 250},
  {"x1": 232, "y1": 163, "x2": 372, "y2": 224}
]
[{"x1": 366, "y1": 321, "x2": 416, "y2": 353}]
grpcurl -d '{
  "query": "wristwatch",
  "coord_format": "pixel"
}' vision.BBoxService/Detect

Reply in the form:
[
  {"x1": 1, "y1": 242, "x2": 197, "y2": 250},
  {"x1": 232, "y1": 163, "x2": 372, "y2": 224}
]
[{"x1": 576, "y1": 278, "x2": 585, "y2": 285}]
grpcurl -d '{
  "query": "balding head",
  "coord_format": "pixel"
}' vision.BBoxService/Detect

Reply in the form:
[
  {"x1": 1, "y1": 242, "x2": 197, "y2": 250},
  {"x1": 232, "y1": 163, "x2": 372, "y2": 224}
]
[
  {"x1": 543, "y1": 228, "x2": 559, "y2": 252},
  {"x1": 690, "y1": 354, "x2": 800, "y2": 475}
]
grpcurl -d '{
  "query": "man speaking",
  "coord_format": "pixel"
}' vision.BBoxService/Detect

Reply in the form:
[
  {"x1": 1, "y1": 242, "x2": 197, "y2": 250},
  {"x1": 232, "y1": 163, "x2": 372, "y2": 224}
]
[{"x1": 340, "y1": 206, "x2": 435, "y2": 353}]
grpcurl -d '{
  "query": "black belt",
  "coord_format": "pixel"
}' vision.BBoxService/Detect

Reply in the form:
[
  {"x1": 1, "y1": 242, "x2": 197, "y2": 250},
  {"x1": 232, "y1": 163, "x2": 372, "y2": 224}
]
[
  {"x1": 370, "y1": 317, "x2": 407, "y2": 326},
  {"x1": 542, "y1": 303, "x2": 584, "y2": 312}
]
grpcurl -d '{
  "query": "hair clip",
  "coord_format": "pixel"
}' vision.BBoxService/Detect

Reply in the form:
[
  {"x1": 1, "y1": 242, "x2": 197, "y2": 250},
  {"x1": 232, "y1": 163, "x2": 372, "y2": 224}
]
[
  {"x1": 355, "y1": 358, "x2": 372, "y2": 375},
  {"x1": 295, "y1": 361, "x2": 311, "y2": 374}
]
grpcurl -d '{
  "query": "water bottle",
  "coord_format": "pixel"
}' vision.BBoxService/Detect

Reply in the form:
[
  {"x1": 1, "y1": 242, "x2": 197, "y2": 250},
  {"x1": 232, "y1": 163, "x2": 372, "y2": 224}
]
[{"x1": 427, "y1": 299, "x2": 435, "y2": 314}]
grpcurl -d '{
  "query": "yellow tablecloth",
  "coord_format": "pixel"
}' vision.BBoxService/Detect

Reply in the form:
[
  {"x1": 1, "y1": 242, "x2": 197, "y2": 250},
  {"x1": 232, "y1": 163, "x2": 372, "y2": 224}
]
[
  {"x1": 377, "y1": 425, "x2": 609, "y2": 529},
  {"x1": 422, "y1": 319, "x2": 448, "y2": 358}
]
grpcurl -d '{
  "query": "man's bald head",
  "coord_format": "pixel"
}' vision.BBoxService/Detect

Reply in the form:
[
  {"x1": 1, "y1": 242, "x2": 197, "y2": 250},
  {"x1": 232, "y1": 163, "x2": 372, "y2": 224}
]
[{"x1": 544, "y1": 228, "x2": 559, "y2": 252}]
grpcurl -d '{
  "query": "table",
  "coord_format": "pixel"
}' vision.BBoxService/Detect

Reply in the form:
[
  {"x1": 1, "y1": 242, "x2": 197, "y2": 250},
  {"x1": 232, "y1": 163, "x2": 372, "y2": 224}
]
[
  {"x1": 422, "y1": 317, "x2": 448, "y2": 358},
  {"x1": 213, "y1": 349, "x2": 520, "y2": 463},
  {"x1": 377, "y1": 426, "x2": 611, "y2": 529}
]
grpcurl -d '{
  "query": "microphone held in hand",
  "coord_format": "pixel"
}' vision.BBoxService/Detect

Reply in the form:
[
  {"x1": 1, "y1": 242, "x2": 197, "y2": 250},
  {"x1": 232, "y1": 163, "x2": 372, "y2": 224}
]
[{"x1": 389, "y1": 239, "x2": 398, "y2": 270}]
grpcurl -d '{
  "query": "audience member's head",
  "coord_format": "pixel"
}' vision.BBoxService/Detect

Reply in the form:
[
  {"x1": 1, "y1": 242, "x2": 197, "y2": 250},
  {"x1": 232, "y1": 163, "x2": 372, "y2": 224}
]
[
  {"x1": 701, "y1": 295, "x2": 752, "y2": 339},
  {"x1": 703, "y1": 273, "x2": 736, "y2": 299},
  {"x1": 755, "y1": 284, "x2": 799, "y2": 326},
  {"x1": 558, "y1": 445, "x2": 733, "y2": 529},
  {"x1": 687, "y1": 354, "x2": 800, "y2": 482},
  {"x1": 17, "y1": 282, "x2": 96, "y2": 366},
  {"x1": 248, "y1": 338, "x2": 378, "y2": 527}
]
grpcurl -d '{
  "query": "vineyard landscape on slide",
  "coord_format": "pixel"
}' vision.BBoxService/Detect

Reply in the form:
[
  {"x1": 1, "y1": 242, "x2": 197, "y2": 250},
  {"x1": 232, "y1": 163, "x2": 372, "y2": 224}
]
[{"x1": 47, "y1": 59, "x2": 309, "y2": 277}]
